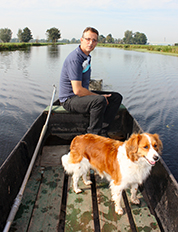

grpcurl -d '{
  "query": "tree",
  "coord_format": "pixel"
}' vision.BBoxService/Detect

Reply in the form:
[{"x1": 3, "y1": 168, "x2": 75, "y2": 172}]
[
  {"x1": 123, "y1": 30, "x2": 148, "y2": 45},
  {"x1": 17, "y1": 27, "x2": 33, "y2": 42},
  {"x1": 46, "y1": 27, "x2": 61, "y2": 43},
  {"x1": 21, "y1": 27, "x2": 33, "y2": 42},
  {"x1": 0, "y1": 28, "x2": 12, "y2": 42},
  {"x1": 59, "y1": 39, "x2": 70, "y2": 43},
  {"x1": 106, "y1": 34, "x2": 114, "y2": 43},
  {"x1": 17, "y1": 29, "x2": 23, "y2": 42},
  {"x1": 117, "y1": 38, "x2": 123, "y2": 44},
  {"x1": 134, "y1": 32, "x2": 147, "y2": 45},
  {"x1": 123, "y1": 30, "x2": 134, "y2": 44},
  {"x1": 70, "y1": 38, "x2": 80, "y2": 43},
  {"x1": 98, "y1": 35, "x2": 106, "y2": 43}
]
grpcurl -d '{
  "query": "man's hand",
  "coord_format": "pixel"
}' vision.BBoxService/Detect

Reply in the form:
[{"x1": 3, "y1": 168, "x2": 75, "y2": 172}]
[{"x1": 103, "y1": 94, "x2": 111, "y2": 104}]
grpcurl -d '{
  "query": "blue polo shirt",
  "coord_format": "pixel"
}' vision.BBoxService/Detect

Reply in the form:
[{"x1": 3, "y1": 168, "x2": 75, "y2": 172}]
[{"x1": 59, "y1": 46, "x2": 91, "y2": 102}]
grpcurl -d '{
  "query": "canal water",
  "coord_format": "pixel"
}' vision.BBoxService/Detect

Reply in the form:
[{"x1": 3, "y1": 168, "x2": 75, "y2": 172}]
[{"x1": 0, "y1": 44, "x2": 178, "y2": 181}]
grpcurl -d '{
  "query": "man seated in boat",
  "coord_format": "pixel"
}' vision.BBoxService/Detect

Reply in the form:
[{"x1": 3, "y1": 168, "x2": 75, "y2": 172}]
[{"x1": 59, "y1": 27, "x2": 122, "y2": 137}]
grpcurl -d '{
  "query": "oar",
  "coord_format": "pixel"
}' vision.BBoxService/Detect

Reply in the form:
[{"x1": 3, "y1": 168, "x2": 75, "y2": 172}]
[{"x1": 3, "y1": 85, "x2": 57, "y2": 232}]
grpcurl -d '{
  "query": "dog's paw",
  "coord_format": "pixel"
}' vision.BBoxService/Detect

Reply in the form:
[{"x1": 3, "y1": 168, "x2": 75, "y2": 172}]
[
  {"x1": 115, "y1": 206, "x2": 124, "y2": 215},
  {"x1": 74, "y1": 188, "x2": 82, "y2": 194},
  {"x1": 84, "y1": 180, "x2": 92, "y2": 186},
  {"x1": 131, "y1": 197, "x2": 140, "y2": 205}
]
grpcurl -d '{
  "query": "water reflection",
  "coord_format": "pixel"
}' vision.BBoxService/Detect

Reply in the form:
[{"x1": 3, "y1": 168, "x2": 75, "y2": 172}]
[
  {"x1": 0, "y1": 51, "x2": 12, "y2": 72},
  {"x1": 47, "y1": 45, "x2": 60, "y2": 59},
  {"x1": 17, "y1": 49, "x2": 32, "y2": 78}
]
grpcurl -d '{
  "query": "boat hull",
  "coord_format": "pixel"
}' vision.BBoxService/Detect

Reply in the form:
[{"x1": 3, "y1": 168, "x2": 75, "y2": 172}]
[{"x1": 0, "y1": 103, "x2": 178, "y2": 231}]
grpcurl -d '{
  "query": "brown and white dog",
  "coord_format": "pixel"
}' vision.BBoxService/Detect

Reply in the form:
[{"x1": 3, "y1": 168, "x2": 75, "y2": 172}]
[{"x1": 61, "y1": 133, "x2": 162, "y2": 214}]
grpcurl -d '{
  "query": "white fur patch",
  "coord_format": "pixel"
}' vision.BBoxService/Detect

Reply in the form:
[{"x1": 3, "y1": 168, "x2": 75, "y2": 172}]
[
  {"x1": 61, "y1": 152, "x2": 91, "y2": 175},
  {"x1": 117, "y1": 143, "x2": 152, "y2": 186}
]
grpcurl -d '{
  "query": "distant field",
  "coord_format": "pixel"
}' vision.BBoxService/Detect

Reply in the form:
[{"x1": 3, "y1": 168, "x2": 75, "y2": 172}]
[{"x1": 97, "y1": 43, "x2": 178, "y2": 56}]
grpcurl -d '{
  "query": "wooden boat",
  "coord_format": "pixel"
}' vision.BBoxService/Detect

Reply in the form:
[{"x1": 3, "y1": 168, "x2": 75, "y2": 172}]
[{"x1": 0, "y1": 97, "x2": 178, "y2": 231}]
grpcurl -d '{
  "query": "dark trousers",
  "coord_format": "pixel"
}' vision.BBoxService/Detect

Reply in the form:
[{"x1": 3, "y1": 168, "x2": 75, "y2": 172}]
[{"x1": 62, "y1": 91, "x2": 123, "y2": 134}]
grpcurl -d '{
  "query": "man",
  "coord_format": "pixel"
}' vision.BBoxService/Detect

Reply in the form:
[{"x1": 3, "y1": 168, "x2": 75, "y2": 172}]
[{"x1": 59, "y1": 27, "x2": 122, "y2": 136}]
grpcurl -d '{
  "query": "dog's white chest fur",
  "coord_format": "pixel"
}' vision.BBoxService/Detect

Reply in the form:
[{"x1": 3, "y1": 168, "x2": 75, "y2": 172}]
[{"x1": 117, "y1": 144, "x2": 152, "y2": 186}]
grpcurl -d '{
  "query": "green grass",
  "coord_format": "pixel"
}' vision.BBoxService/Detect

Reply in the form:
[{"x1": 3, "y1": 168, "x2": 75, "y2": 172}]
[
  {"x1": 97, "y1": 43, "x2": 178, "y2": 56},
  {"x1": 1, "y1": 42, "x2": 178, "y2": 56},
  {"x1": 0, "y1": 42, "x2": 65, "y2": 51}
]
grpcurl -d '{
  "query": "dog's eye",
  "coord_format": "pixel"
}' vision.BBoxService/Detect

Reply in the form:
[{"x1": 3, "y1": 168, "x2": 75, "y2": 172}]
[
  {"x1": 153, "y1": 144, "x2": 157, "y2": 148},
  {"x1": 143, "y1": 145, "x2": 148, "y2": 149}
]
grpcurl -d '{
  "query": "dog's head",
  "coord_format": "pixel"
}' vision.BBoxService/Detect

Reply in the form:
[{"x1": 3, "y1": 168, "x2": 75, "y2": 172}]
[{"x1": 125, "y1": 133, "x2": 163, "y2": 166}]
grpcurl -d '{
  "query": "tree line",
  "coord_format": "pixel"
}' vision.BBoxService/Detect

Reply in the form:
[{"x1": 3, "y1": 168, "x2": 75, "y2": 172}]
[
  {"x1": 98, "y1": 30, "x2": 147, "y2": 45},
  {"x1": 0, "y1": 27, "x2": 148, "y2": 45},
  {"x1": 0, "y1": 27, "x2": 61, "y2": 43}
]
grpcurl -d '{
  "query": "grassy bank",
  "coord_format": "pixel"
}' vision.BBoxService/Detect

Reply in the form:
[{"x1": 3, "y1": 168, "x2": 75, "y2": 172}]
[
  {"x1": 97, "y1": 43, "x2": 178, "y2": 56},
  {"x1": 0, "y1": 42, "x2": 65, "y2": 51},
  {"x1": 1, "y1": 42, "x2": 178, "y2": 56}
]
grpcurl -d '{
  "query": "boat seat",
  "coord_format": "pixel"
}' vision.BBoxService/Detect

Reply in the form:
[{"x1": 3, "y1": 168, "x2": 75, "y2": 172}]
[
  {"x1": 44, "y1": 104, "x2": 131, "y2": 142},
  {"x1": 44, "y1": 104, "x2": 126, "y2": 114},
  {"x1": 44, "y1": 105, "x2": 72, "y2": 114}
]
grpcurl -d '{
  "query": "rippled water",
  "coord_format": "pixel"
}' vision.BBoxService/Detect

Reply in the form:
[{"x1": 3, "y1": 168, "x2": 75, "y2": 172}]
[{"x1": 0, "y1": 45, "x2": 178, "y2": 181}]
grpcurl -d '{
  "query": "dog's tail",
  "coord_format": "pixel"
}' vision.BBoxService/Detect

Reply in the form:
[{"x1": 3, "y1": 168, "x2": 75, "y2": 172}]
[
  {"x1": 61, "y1": 153, "x2": 80, "y2": 174},
  {"x1": 61, "y1": 153, "x2": 71, "y2": 173}
]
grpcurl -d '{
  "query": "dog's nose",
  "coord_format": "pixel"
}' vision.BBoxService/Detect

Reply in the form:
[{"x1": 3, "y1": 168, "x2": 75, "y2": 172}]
[{"x1": 153, "y1": 155, "x2": 159, "y2": 161}]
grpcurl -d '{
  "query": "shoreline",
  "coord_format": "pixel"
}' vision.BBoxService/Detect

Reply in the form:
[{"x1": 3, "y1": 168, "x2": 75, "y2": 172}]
[
  {"x1": 1, "y1": 42, "x2": 178, "y2": 57},
  {"x1": 131, "y1": 48, "x2": 178, "y2": 57},
  {"x1": 0, "y1": 42, "x2": 65, "y2": 51},
  {"x1": 97, "y1": 43, "x2": 178, "y2": 57}
]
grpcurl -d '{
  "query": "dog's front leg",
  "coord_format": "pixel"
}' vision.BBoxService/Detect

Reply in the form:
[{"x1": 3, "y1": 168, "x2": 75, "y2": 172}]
[
  {"x1": 130, "y1": 183, "x2": 140, "y2": 204},
  {"x1": 115, "y1": 191, "x2": 124, "y2": 215}
]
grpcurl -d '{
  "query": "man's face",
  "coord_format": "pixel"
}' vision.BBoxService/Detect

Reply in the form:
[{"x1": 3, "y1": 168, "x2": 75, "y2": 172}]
[{"x1": 80, "y1": 31, "x2": 98, "y2": 55}]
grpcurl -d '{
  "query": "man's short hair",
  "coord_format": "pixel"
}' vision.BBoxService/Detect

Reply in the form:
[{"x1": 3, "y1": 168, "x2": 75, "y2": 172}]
[{"x1": 82, "y1": 27, "x2": 99, "y2": 38}]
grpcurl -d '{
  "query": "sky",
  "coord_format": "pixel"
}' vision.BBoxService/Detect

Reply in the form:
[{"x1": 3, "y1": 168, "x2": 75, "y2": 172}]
[{"x1": 1, "y1": 0, "x2": 178, "y2": 45}]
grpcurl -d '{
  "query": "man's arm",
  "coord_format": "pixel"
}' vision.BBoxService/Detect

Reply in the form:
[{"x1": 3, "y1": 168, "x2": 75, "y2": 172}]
[
  {"x1": 71, "y1": 80, "x2": 111, "y2": 104},
  {"x1": 71, "y1": 80, "x2": 97, "y2": 97}
]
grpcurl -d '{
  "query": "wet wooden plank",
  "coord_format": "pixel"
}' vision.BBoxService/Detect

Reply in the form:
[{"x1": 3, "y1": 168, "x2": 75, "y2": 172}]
[
  {"x1": 65, "y1": 175, "x2": 94, "y2": 231},
  {"x1": 37, "y1": 145, "x2": 70, "y2": 167},
  {"x1": 28, "y1": 166, "x2": 64, "y2": 232},
  {"x1": 125, "y1": 189, "x2": 161, "y2": 231},
  {"x1": 10, "y1": 166, "x2": 41, "y2": 232},
  {"x1": 10, "y1": 145, "x2": 69, "y2": 232},
  {"x1": 95, "y1": 175, "x2": 131, "y2": 232}
]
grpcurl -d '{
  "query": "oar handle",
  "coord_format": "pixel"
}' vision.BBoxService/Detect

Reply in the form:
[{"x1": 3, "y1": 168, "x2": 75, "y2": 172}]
[
  {"x1": 45, "y1": 85, "x2": 56, "y2": 126},
  {"x1": 3, "y1": 85, "x2": 57, "y2": 232}
]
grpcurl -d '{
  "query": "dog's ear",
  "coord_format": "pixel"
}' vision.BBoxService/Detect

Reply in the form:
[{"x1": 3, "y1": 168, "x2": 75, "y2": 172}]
[
  {"x1": 125, "y1": 134, "x2": 142, "y2": 161},
  {"x1": 153, "y1": 133, "x2": 163, "y2": 154}
]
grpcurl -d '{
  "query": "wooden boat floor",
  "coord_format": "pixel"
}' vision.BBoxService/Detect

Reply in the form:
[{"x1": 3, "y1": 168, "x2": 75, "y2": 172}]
[{"x1": 10, "y1": 145, "x2": 161, "y2": 232}]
